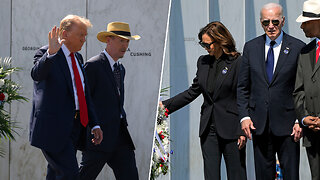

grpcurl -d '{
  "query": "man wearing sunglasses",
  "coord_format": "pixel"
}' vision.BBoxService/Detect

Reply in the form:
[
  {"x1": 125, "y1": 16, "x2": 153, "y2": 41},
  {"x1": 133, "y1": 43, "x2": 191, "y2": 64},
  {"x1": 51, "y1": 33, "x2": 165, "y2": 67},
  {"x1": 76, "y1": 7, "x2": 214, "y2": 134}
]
[
  {"x1": 237, "y1": 3, "x2": 305, "y2": 180},
  {"x1": 294, "y1": 0, "x2": 320, "y2": 179}
]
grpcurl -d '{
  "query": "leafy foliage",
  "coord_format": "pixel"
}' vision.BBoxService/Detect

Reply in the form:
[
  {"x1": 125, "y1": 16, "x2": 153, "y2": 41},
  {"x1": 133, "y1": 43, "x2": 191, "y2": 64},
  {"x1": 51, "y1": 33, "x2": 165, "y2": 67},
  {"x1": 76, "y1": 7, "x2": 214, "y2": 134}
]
[{"x1": 0, "y1": 57, "x2": 28, "y2": 157}]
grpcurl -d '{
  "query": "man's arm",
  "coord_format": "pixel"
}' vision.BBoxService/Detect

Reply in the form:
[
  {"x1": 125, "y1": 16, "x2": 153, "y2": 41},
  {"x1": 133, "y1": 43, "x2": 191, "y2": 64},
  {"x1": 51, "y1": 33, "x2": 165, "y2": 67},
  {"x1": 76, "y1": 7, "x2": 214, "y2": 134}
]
[
  {"x1": 31, "y1": 26, "x2": 64, "y2": 81},
  {"x1": 162, "y1": 56, "x2": 203, "y2": 114},
  {"x1": 293, "y1": 55, "x2": 309, "y2": 121},
  {"x1": 293, "y1": 55, "x2": 318, "y2": 131},
  {"x1": 237, "y1": 44, "x2": 255, "y2": 140}
]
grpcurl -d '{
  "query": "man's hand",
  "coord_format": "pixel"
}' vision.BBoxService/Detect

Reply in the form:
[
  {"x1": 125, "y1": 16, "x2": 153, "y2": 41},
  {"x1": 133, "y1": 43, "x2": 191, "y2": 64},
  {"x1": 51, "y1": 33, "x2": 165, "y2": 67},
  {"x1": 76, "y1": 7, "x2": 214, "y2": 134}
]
[
  {"x1": 238, "y1": 135, "x2": 247, "y2": 150},
  {"x1": 303, "y1": 116, "x2": 319, "y2": 131},
  {"x1": 91, "y1": 128, "x2": 103, "y2": 145},
  {"x1": 291, "y1": 123, "x2": 302, "y2": 142},
  {"x1": 48, "y1": 26, "x2": 65, "y2": 55},
  {"x1": 241, "y1": 119, "x2": 255, "y2": 140}
]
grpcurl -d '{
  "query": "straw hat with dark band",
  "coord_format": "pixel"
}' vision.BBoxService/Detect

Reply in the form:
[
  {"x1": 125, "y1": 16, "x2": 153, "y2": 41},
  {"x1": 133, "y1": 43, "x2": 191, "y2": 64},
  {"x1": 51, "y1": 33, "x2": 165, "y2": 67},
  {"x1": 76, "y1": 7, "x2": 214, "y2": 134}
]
[
  {"x1": 97, "y1": 22, "x2": 141, "y2": 42},
  {"x1": 296, "y1": 0, "x2": 320, "y2": 22}
]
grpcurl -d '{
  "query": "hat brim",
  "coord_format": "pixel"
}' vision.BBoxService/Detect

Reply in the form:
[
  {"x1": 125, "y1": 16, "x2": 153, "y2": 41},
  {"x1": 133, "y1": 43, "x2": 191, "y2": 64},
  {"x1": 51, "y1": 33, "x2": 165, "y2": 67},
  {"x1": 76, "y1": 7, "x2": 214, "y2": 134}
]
[
  {"x1": 97, "y1": 31, "x2": 141, "y2": 42},
  {"x1": 296, "y1": 14, "x2": 320, "y2": 22}
]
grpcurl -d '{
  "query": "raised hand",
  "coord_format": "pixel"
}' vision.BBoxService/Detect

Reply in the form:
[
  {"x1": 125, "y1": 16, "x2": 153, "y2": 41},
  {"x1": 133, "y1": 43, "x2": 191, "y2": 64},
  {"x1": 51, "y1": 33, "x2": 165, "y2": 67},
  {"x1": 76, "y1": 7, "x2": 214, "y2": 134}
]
[{"x1": 48, "y1": 26, "x2": 65, "y2": 55}]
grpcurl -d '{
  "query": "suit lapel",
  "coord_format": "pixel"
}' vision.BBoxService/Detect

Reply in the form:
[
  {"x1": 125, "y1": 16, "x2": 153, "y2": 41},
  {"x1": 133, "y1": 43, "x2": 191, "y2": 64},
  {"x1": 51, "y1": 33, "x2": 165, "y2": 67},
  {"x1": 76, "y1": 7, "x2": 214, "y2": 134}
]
[
  {"x1": 56, "y1": 49, "x2": 74, "y2": 95},
  {"x1": 75, "y1": 53, "x2": 89, "y2": 95},
  {"x1": 311, "y1": 46, "x2": 320, "y2": 77},
  {"x1": 257, "y1": 36, "x2": 269, "y2": 84},
  {"x1": 101, "y1": 53, "x2": 121, "y2": 98},
  {"x1": 272, "y1": 33, "x2": 290, "y2": 84},
  {"x1": 119, "y1": 64, "x2": 125, "y2": 104},
  {"x1": 75, "y1": 52, "x2": 85, "y2": 76},
  {"x1": 212, "y1": 59, "x2": 232, "y2": 101},
  {"x1": 200, "y1": 56, "x2": 213, "y2": 103}
]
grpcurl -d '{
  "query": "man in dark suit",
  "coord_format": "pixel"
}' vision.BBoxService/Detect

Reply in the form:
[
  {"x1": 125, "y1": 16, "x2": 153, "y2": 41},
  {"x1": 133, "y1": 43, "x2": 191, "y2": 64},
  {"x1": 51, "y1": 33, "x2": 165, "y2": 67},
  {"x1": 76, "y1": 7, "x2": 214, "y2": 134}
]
[
  {"x1": 79, "y1": 22, "x2": 140, "y2": 180},
  {"x1": 294, "y1": 0, "x2": 320, "y2": 179},
  {"x1": 30, "y1": 15, "x2": 103, "y2": 180},
  {"x1": 237, "y1": 3, "x2": 305, "y2": 180}
]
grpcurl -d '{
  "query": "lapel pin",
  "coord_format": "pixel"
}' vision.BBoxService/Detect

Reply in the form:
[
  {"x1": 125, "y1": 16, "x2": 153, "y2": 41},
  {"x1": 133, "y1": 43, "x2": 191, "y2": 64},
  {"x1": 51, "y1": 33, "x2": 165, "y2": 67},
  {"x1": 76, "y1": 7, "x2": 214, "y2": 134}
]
[
  {"x1": 283, "y1": 47, "x2": 289, "y2": 54},
  {"x1": 222, "y1": 67, "x2": 228, "y2": 74}
]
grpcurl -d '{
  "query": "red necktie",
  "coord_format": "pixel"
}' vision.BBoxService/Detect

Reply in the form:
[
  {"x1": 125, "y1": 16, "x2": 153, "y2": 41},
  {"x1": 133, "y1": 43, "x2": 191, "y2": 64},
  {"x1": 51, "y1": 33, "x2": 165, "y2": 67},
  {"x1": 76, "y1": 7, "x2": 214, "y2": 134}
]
[
  {"x1": 316, "y1": 41, "x2": 320, "y2": 64},
  {"x1": 70, "y1": 53, "x2": 88, "y2": 127}
]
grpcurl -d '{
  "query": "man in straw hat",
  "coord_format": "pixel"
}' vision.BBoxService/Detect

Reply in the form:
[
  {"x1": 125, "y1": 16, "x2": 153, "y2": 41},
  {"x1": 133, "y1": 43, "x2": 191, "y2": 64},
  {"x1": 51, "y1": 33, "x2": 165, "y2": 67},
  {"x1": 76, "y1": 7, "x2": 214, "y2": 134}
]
[
  {"x1": 30, "y1": 15, "x2": 103, "y2": 179},
  {"x1": 79, "y1": 22, "x2": 140, "y2": 180},
  {"x1": 294, "y1": 0, "x2": 320, "y2": 179}
]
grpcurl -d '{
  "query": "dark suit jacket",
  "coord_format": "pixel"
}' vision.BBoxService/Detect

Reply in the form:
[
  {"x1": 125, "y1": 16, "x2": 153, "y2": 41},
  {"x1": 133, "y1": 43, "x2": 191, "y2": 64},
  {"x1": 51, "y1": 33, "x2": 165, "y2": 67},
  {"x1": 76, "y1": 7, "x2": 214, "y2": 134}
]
[
  {"x1": 237, "y1": 33, "x2": 305, "y2": 136},
  {"x1": 84, "y1": 52, "x2": 134, "y2": 152},
  {"x1": 163, "y1": 54, "x2": 242, "y2": 139},
  {"x1": 29, "y1": 45, "x2": 99, "y2": 153},
  {"x1": 293, "y1": 39, "x2": 320, "y2": 147}
]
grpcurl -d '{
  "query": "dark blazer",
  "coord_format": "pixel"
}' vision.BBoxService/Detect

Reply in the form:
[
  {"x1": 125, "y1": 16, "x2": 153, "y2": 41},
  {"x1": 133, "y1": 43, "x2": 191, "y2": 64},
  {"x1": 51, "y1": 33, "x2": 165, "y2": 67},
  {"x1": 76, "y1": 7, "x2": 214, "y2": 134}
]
[
  {"x1": 29, "y1": 45, "x2": 99, "y2": 153},
  {"x1": 163, "y1": 54, "x2": 242, "y2": 139},
  {"x1": 293, "y1": 39, "x2": 320, "y2": 147},
  {"x1": 84, "y1": 52, "x2": 134, "y2": 152},
  {"x1": 237, "y1": 33, "x2": 305, "y2": 136}
]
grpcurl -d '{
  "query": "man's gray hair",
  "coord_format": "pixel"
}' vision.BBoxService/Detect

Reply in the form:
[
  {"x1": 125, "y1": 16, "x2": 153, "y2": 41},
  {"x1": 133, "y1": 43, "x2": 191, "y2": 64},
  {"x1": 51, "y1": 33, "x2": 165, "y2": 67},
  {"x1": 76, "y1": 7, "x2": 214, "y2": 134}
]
[{"x1": 260, "y1": 3, "x2": 283, "y2": 19}]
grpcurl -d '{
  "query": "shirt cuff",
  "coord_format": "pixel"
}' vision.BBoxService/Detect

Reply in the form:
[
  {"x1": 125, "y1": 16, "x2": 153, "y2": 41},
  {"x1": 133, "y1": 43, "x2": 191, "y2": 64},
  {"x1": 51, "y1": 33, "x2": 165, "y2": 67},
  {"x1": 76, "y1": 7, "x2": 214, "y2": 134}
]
[
  {"x1": 240, "y1": 116, "x2": 251, "y2": 123},
  {"x1": 91, "y1": 125, "x2": 101, "y2": 134},
  {"x1": 46, "y1": 50, "x2": 56, "y2": 57},
  {"x1": 301, "y1": 117, "x2": 307, "y2": 127}
]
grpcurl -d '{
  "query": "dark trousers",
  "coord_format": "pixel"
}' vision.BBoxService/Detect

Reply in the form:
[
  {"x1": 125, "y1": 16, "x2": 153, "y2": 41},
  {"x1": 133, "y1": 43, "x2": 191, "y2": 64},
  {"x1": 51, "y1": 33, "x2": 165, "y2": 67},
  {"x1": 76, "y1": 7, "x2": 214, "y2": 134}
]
[
  {"x1": 306, "y1": 133, "x2": 320, "y2": 180},
  {"x1": 79, "y1": 126, "x2": 138, "y2": 180},
  {"x1": 42, "y1": 118, "x2": 83, "y2": 180},
  {"x1": 200, "y1": 125, "x2": 247, "y2": 180},
  {"x1": 253, "y1": 127, "x2": 300, "y2": 180}
]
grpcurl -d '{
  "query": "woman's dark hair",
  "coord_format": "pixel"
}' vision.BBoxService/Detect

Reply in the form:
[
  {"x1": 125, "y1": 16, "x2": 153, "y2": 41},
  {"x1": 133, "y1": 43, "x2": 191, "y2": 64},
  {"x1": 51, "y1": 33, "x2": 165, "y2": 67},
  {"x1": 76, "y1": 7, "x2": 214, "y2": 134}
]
[{"x1": 198, "y1": 21, "x2": 240, "y2": 58}]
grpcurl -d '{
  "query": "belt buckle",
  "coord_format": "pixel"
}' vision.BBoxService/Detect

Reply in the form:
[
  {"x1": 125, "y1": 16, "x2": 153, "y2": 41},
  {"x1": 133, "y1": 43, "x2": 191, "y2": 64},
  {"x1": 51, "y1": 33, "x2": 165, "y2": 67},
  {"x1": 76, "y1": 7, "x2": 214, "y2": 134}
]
[{"x1": 74, "y1": 111, "x2": 79, "y2": 119}]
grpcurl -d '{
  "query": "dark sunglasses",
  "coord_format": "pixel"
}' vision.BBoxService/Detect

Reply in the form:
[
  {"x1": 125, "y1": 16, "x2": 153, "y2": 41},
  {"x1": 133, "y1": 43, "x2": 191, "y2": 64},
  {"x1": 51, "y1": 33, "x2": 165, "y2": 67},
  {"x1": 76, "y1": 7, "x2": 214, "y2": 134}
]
[
  {"x1": 261, "y1": 19, "x2": 280, "y2": 26},
  {"x1": 199, "y1": 41, "x2": 214, "y2": 49}
]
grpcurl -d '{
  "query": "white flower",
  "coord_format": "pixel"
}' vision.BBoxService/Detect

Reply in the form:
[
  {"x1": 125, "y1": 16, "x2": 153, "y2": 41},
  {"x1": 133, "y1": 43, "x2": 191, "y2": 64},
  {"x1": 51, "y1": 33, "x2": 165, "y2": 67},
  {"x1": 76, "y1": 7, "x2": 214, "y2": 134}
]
[
  {"x1": 0, "y1": 79, "x2": 4, "y2": 87},
  {"x1": 3, "y1": 93, "x2": 8, "y2": 101}
]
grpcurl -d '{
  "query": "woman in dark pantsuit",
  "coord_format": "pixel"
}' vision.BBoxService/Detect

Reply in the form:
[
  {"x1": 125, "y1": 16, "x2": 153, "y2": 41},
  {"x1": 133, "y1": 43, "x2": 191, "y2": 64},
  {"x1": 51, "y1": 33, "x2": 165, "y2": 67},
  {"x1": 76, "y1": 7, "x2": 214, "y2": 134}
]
[{"x1": 161, "y1": 21, "x2": 246, "y2": 180}]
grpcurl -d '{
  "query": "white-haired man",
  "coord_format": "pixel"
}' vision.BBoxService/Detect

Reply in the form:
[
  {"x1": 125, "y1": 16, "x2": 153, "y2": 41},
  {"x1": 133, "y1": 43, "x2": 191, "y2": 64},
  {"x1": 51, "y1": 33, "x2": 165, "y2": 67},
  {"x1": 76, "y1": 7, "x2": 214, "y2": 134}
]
[{"x1": 238, "y1": 3, "x2": 305, "y2": 179}]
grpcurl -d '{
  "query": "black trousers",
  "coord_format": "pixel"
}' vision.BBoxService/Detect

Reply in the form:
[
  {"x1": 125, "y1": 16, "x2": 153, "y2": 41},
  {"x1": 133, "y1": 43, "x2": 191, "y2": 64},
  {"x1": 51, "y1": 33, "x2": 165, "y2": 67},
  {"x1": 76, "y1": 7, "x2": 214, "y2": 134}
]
[
  {"x1": 200, "y1": 125, "x2": 247, "y2": 180},
  {"x1": 42, "y1": 118, "x2": 83, "y2": 180},
  {"x1": 252, "y1": 126, "x2": 300, "y2": 180},
  {"x1": 79, "y1": 126, "x2": 138, "y2": 180},
  {"x1": 306, "y1": 132, "x2": 320, "y2": 180}
]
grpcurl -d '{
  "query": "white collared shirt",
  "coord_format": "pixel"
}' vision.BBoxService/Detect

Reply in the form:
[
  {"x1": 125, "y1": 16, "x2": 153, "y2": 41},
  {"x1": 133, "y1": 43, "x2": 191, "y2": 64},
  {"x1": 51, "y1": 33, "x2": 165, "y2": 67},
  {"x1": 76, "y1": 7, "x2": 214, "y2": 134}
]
[{"x1": 103, "y1": 49, "x2": 120, "y2": 70}]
